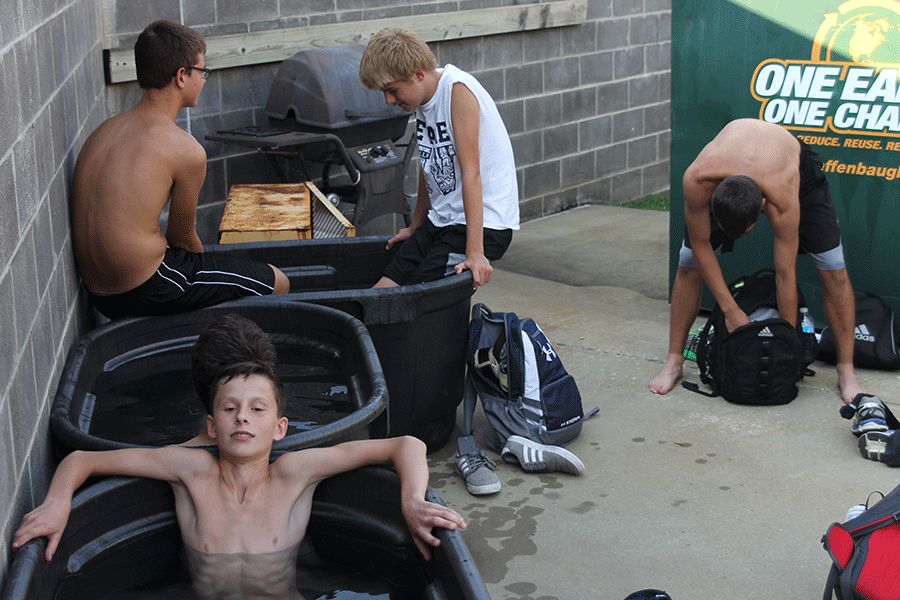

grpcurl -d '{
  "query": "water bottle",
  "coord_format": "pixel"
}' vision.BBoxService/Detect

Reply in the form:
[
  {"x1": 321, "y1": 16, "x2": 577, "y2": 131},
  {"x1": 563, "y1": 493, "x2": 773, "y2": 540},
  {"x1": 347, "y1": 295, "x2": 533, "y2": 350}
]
[
  {"x1": 800, "y1": 307, "x2": 817, "y2": 365},
  {"x1": 800, "y1": 307, "x2": 814, "y2": 333},
  {"x1": 846, "y1": 503, "x2": 867, "y2": 521},
  {"x1": 683, "y1": 328, "x2": 701, "y2": 361}
]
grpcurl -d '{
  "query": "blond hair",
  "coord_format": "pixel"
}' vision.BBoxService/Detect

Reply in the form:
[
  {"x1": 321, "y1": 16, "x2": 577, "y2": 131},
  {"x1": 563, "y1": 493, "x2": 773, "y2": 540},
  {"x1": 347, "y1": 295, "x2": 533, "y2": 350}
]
[{"x1": 359, "y1": 28, "x2": 438, "y2": 90}]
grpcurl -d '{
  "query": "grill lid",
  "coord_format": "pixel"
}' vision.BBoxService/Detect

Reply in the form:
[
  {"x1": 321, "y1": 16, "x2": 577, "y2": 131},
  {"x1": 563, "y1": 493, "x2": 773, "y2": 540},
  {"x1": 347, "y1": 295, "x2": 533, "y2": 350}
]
[{"x1": 265, "y1": 45, "x2": 408, "y2": 130}]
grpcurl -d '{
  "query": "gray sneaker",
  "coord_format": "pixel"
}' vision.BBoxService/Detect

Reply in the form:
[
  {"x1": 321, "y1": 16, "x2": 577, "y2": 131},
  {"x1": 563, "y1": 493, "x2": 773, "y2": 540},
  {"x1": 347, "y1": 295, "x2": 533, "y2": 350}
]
[
  {"x1": 455, "y1": 450, "x2": 501, "y2": 495},
  {"x1": 501, "y1": 435, "x2": 585, "y2": 475}
]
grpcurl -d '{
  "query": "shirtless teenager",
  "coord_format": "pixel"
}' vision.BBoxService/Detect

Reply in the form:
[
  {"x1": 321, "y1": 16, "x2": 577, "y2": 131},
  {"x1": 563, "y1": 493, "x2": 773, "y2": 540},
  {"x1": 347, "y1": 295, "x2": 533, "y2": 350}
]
[
  {"x1": 72, "y1": 20, "x2": 288, "y2": 320},
  {"x1": 648, "y1": 119, "x2": 866, "y2": 406},
  {"x1": 13, "y1": 314, "x2": 465, "y2": 600}
]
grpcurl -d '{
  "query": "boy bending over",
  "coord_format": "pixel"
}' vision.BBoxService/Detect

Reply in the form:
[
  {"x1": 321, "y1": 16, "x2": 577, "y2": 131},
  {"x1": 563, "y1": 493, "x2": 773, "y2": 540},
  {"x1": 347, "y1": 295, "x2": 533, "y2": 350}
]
[
  {"x1": 360, "y1": 28, "x2": 520, "y2": 288},
  {"x1": 13, "y1": 314, "x2": 465, "y2": 599}
]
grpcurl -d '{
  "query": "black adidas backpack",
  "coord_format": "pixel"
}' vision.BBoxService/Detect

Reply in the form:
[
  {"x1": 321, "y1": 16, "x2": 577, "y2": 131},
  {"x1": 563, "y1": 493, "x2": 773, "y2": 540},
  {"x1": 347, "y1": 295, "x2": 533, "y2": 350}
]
[
  {"x1": 684, "y1": 269, "x2": 817, "y2": 405},
  {"x1": 818, "y1": 292, "x2": 900, "y2": 370}
]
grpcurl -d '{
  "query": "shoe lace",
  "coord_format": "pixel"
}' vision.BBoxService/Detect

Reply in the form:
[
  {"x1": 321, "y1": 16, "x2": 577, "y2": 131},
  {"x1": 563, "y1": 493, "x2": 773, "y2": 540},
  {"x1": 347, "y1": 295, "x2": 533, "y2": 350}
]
[{"x1": 458, "y1": 450, "x2": 497, "y2": 474}]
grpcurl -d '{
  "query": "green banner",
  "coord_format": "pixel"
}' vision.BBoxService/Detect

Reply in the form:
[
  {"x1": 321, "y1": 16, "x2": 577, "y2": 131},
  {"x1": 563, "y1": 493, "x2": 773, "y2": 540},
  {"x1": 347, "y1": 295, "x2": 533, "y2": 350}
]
[{"x1": 672, "y1": 0, "x2": 900, "y2": 322}]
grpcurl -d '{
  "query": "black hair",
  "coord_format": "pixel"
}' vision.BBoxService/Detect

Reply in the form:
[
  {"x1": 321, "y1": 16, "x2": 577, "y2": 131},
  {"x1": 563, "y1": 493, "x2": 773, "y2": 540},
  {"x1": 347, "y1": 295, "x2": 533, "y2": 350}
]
[
  {"x1": 134, "y1": 20, "x2": 206, "y2": 90},
  {"x1": 191, "y1": 314, "x2": 283, "y2": 415},
  {"x1": 711, "y1": 175, "x2": 764, "y2": 239}
]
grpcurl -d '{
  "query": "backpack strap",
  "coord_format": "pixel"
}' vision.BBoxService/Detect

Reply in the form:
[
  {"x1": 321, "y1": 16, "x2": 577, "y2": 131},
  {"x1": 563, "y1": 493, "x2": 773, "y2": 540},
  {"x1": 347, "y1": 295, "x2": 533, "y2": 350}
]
[
  {"x1": 756, "y1": 335, "x2": 775, "y2": 402},
  {"x1": 680, "y1": 381, "x2": 718, "y2": 397},
  {"x1": 461, "y1": 302, "x2": 488, "y2": 438},
  {"x1": 822, "y1": 564, "x2": 839, "y2": 600},
  {"x1": 461, "y1": 372, "x2": 508, "y2": 452},
  {"x1": 822, "y1": 523, "x2": 854, "y2": 600},
  {"x1": 462, "y1": 367, "x2": 477, "y2": 438},
  {"x1": 459, "y1": 302, "x2": 508, "y2": 452},
  {"x1": 502, "y1": 313, "x2": 525, "y2": 399},
  {"x1": 696, "y1": 310, "x2": 718, "y2": 386}
]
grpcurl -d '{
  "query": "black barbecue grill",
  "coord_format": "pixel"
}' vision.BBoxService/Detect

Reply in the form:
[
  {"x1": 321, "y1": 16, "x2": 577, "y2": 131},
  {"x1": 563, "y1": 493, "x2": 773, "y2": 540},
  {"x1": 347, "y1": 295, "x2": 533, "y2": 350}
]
[{"x1": 207, "y1": 45, "x2": 414, "y2": 226}]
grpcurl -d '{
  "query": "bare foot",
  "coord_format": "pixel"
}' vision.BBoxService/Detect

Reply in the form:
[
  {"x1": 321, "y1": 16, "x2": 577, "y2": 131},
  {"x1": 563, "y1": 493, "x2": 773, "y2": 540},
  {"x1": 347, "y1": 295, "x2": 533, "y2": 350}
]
[
  {"x1": 837, "y1": 363, "x2": 865, "y2": 404},
  {"x1": 649, "y1": 359, "x2": 684, "y2": 394}
]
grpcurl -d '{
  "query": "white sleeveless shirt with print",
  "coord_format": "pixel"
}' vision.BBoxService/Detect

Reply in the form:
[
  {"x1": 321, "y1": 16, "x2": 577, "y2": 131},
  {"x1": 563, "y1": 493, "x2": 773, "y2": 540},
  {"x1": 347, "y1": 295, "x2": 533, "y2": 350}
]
[{"x1": 415, "y1": 64, "x2": 520, "y2": 231}]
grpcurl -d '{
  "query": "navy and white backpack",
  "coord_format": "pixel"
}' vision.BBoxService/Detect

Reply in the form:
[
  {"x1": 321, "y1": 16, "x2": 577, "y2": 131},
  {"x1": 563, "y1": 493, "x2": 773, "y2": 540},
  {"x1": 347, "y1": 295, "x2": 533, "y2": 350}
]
[{"x1": 461, "y1": 303, "x2": 593, "y2": 448}]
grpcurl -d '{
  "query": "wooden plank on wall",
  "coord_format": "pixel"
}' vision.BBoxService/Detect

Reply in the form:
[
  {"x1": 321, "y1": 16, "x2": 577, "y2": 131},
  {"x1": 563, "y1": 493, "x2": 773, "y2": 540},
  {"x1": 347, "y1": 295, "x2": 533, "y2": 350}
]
[{"x1": 104, "y1": 0, "x2": 587, "y2": 84}]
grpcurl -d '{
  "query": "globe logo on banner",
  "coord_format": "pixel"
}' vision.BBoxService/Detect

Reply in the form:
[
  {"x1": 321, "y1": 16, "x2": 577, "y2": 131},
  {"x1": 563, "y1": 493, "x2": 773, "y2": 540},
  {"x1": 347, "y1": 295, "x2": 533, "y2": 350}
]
[{"x1": 811, "y1": 1, "x2": 900, "y2": 65}]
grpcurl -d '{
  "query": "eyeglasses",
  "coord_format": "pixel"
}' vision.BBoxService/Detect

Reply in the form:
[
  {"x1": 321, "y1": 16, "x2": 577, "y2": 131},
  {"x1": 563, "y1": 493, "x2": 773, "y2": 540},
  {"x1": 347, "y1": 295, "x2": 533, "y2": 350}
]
[{"x1": 184, "y1": 66, "x2": 211, "y2": 80}]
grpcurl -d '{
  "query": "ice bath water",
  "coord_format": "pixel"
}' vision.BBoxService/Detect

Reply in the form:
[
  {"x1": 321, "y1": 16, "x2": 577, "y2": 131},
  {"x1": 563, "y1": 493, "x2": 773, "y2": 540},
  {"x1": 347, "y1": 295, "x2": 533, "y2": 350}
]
[
  {"x1": 105, "y1": 561, "x2": 402, "y2": 599},
  {"x1": 88, "y1": 336, "x2": 358, "y2": 446}
]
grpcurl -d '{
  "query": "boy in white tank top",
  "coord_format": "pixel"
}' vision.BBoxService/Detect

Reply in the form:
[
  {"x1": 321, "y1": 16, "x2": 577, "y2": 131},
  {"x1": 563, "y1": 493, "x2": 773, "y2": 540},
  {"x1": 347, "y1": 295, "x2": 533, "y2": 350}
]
[{"x1": 360, "y1": 28, "x2": 520, "y2": 288}]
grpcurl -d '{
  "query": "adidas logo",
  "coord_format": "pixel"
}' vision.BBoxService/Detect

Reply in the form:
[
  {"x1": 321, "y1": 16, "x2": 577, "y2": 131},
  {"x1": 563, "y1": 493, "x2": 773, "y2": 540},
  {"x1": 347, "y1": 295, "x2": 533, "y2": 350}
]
[
  {"x1": 855, "y1": 324, "x2": 875, "y2": 343},
  {"x1": 757, "y1": 327, "x2": 774, "y2": 337}
]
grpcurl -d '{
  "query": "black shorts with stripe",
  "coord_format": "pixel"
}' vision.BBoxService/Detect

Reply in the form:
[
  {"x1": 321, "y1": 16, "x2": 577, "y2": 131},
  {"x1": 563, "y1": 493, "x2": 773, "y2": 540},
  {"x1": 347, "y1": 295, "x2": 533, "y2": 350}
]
[{"x1": 87, "y1": 247, "x2": 276, "y2": 319}]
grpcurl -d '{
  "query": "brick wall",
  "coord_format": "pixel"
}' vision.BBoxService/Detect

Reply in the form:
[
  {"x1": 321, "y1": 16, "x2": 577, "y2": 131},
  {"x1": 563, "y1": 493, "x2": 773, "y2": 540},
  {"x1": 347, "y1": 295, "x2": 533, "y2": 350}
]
[
  {"x1": 103, "y1": 0, "x2": 671, "y2": 240},
  {"x1": 0, "y1": 0, "x2": 103, "y2": 585}
]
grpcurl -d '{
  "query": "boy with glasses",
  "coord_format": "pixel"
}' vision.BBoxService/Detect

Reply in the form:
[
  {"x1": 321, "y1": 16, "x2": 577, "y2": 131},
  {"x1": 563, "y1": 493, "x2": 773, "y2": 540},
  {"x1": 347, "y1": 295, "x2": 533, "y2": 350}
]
[{"x1": 71, "y1": 20, "x2": 289, "y2": 320}]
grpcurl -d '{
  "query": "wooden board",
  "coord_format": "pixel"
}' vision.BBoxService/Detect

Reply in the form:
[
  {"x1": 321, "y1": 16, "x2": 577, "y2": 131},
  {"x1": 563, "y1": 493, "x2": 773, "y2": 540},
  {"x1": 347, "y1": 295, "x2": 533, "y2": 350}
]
[
  {"x1": 219, "y1": 184, "x2": 312, "y2": 244},
  {"x1": 104, "y1": 0, "x2": 587, "y2": 84}
]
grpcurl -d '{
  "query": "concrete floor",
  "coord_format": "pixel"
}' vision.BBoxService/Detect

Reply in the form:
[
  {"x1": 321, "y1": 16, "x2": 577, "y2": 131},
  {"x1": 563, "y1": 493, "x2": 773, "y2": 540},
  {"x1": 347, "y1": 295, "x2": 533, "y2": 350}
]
[{"x1": 425, "y1": 205, "x2": 900, "y2": 600}]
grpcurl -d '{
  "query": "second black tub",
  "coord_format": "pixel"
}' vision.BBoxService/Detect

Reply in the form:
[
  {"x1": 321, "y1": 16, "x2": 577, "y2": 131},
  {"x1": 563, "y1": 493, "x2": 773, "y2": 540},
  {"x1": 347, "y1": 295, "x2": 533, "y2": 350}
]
[{"x1": 208, "y1": 236, "x2": 475, "y2": 451}]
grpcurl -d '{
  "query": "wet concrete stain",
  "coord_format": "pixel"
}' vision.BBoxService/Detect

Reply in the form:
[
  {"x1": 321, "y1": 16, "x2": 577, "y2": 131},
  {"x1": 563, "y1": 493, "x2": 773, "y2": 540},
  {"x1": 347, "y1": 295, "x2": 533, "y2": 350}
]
[
  {"x1": 570, "y1": 500, "x2": 596, "y2": 514},
  {"x1": 429, "y1": 459, "x2": 570, "y2": 593},
  {"x1": 427, "y1": 461, "x2": 591, "y2": 598},
  {"x1": 462, "y1": 502, "x2": 544, "y2": 584},
  {"x1": 525, "y1": 474, "x2": 564, "y2": 496},
  {"x1": 428, "y1": 468, "x2": 455, "y2": 490},
  {"x1": 538, "y1": 474, "x2": 564, "y2": 489},
  {"x1": 503, "y1": 580, "x2": 561, "y2": 600}
]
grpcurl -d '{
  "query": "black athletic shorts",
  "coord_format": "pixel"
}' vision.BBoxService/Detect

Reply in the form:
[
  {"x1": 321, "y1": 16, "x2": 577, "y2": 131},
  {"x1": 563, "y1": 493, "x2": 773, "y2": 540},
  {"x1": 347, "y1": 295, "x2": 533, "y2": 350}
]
[
  {"x1": 383, "y1": 219, "x2": 513, "y2": 285},
  {"x1": 87, "y1": 247, "x2": 276, "y2": 319},
  {"x1": 680, "y1": 137, "x2": 845, "y2": 271}
]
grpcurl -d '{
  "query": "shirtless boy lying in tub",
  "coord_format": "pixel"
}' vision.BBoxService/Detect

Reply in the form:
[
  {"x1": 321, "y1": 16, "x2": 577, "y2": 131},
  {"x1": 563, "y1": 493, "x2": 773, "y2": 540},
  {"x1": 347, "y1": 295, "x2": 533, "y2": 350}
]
[{"x1": 13, "y1": 314, "x2": 465, "y2": 599}]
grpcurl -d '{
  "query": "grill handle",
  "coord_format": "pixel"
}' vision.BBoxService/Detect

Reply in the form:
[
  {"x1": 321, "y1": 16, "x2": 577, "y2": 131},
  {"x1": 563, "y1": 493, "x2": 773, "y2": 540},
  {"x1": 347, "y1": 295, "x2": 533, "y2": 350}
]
[
  {"x1": 292, "y1": 133, "x2": 361, "y2": 185},
  {"x1": 344, "y1": 109, "x2": 403, "y2": 120},
  {"x1": 205, "y1": 130, "x2": 361, "y2": 186}
]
